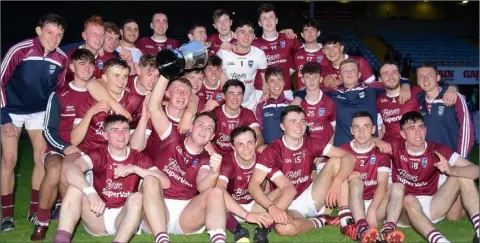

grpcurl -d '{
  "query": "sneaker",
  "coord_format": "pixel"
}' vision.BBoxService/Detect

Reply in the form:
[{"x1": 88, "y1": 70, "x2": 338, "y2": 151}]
[
  {"x1": 340, "y1": 218, "x2": 357, "y2": 241},
  {"x1": 380, "y1": 228, "x2": 405, "y2": 243},
  {"x1": 234, "y1": 225, "x2": 250, "y2": 243},
  {"x1": 51, "y1": 202, "x2": 61, "y2": 220},
  {"x1": 323, "y1": 215, "x2": 340, "y2": 226},
  {"x1": 1, "y1": 217, "x2": 15, "y2": 232},
  {"x1": 27, "y1": 213, "x2": 38, "y2": 224},
  {"x1": 30, "y1": 224, "x2": 48, "y2": 241},
  {"x1": 253, "y1": 227, "x2": 269, "y2": 243},
  {"x1": 357, "y1": 227, "x2": 379, "y2": 243},
  {"x1": 473, "y1": 233, "x2": 479, "y2": 243}
]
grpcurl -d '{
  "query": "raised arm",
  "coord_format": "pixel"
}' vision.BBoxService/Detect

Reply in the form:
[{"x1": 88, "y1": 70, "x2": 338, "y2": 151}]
[{"x1": 147, "y1": 75, "x2": 172, "y2": 137}]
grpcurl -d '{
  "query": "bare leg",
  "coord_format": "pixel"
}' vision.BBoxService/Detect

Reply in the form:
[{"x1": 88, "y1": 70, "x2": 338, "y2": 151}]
[
  {"x1": 27, "y1": 129, "x2": 47, "y2": 191},
  {"x1": 385, "y1": 183, "x2": 405, "y2": 223},
  {"x1": 58, "y1": 153, "x2": 81, "y2": 199},
  {"x1": 403, "y1": 195, "x2": 437, "y2": 238},
  {"x1": 1, "y1": 126, "x2": 21, "y2": 194},
  {"x1": 178, "y1": 187, "x2": 226, "y2": 234},
  {"x1": 349, "y1": 177, "x2": 366, "y2": 221},
  {"x1": 36, "y1": 154, "x2": 63, "y2": 224},
  {"x1": 113, "y1": 192, "x2": 143, "y2": 242},
  {"x1": 141, "y1": 176, "x2": 168, "y2": 237}
]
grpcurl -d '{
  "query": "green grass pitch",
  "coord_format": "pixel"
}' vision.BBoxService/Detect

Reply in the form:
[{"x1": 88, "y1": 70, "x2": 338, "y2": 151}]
[{"x1": 1, "y1": 140, "x2": 478, "y2": 242}]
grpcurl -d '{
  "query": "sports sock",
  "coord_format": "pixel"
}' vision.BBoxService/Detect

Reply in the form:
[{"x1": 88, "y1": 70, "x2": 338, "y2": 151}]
[
  {"x1": 1, "y1": 193, "x2": 14, "y2": 218},
  {"x1": 427, "y1": 230, "x2": 450, "y2": 243}
]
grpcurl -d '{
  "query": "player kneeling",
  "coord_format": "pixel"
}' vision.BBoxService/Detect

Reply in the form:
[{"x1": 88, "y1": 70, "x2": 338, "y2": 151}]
[
  {"x1": 140, "y1": 75, "x2": 229, "y2": 243},
  {"x1": 343, "y1": 111, "x2": 404, "y2": 243},
  {"x1": 216, "y1": 126, "x2": 273, "y2": 243},
  {"x1": 53, "y1": 115, "x2": 169, "y2": 242},
  {"x1": 392, "y1": 111, "x2": 479, "y2": 243},
  {"x1": 249, "y1": 105, "x2": 357, "y2": 238}
]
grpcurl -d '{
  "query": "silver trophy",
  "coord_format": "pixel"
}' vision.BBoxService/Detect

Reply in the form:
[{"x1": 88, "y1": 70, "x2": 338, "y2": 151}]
[{"x1": 156, "y1": 40, "x2": 209, "y2": 80}]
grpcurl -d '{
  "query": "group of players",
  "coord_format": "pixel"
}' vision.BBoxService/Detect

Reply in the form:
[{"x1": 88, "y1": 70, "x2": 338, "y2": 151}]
[{"x1": 1, "y1": 3, "x2": 479, "y2": 243}]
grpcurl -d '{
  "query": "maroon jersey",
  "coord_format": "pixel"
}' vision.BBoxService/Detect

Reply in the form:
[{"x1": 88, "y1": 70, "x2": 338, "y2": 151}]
[
  {"x1": 74, "y1": 91, "x2": 143, "y2": 151},
  {"x1": 144, "y1": 105, "x2": 185, "y2": 160},
  {"x1": 340, "y1": 141, "x2": 391, "y2": 200},
  {"x1": 154, "y1": 128, "x2": 210, "y2": 200},
  {"x1": 321, "y1": 54, "x2": 375, "y2": 84},
  {"x1": 197, "y1": 82, "x2": 223, "y2": 111},
  {"x1": 207, "y1": 33, "x2": 236, "y2": 56},
  {"x1": 83, "y1": 146, "x2": 155, "y2": 208},
  {"x1": 219, "y1": 152, "x2": 258, "y2": 205},
  {"x1": 377, "y1": 86, "x2": 422, "y2": 142},
  {"x1": 135, "y1": 36, "x2": 180, "y2": 56},
  {"x1": 126, "y1": 75, "x2": 148, "y2": 128},
  {"x1": 252, "y1": 33, "x2": 303, "y2": 91},
  {"x1": 256, "y1": 136, "x2": 331, "y2": 198},
  {"x1": 300, "y1": 91, "x2": 336, "y2": 142},
  {"x1": 391, "y1": 140, "x2": 459, "y2": 196},
  {"x1": 293, "y1": 45, "x2": 328, "y2": 89},
  {"x1": 65, "y1": 47, "x2": 116, "y2": 82},
  {"x1": 212, "y1": 105, "x2": 260, "y2": 156}
]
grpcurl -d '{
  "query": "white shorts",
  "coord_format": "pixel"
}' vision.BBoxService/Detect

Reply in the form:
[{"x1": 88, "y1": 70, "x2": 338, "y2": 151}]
[
  {"x1": 234, "y1": 201, "x2": 256, "y2": 223},
  {"x1": 364, "y1": 199, "x2": 373, "y2": 213},
  {"x1": 163, "y1": 198, "x2": 205, "y2": 235},
  {"x1": 288, "y1": 184, "x2": 325, "y2": 218},
  {"x1": 397, "y1": 195, "x2": 444, "y2": 228},
  {"x1": 42, "y1": 150, "x2": 63, "y2": 164},
  {"x1": 9, "y1": 111, "x2": 45, "y2": 130}
]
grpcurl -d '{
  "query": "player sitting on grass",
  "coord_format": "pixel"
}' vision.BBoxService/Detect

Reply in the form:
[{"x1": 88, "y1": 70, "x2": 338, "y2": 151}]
[
  {"x1": 392, "y1": 111, "x2": 479, "y2": 243},
  {"x1": 248, "y1": 105, "x2": 356, "y2": 237},
  {"x1": 343, "y1": 111, "x2": 405, "y2": 243},
  {"x1": 216, "y1": 126, "x2": 273, "y2": 243},
  {"x1": 53, "y1": 114, "x2": 169, "y2": 243},
  {"x1": 140, "y1": 74, "x2": 229, "y2": 243}
]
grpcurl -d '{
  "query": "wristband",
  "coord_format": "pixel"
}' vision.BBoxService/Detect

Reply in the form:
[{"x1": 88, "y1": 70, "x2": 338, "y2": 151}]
[{"x1": 82, "y1": 186, "x2": 96, "y2": 196}]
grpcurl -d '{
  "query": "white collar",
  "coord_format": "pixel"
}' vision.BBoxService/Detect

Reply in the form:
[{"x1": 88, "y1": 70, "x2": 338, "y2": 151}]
[
  {"x1": 262, "y1": 32, "x2": 279, "y2": 42},
  {"x1": 406, "y1": 142, "x2": 427, "y2": 156},
  {"x1": 282, "y1": 136, "x2": 303, "y2": 150},
  {"x1": 69, "y1": 81, "x2": 87, "y2": 92},
  {"x1": 305, "y1": 90, "x2": 323, "y2": 105},
  {"x1": 108, "y1": 146, "x2": 131, "y2": 161},
  {"x1": 350, "y1": 140, "x2": 375, "y2": 154}
]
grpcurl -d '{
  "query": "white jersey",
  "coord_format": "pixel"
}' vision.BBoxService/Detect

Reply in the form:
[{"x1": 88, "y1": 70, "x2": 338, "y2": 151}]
[{"x1": 217, "y1": 47, "x2": 267, "y2": 108}]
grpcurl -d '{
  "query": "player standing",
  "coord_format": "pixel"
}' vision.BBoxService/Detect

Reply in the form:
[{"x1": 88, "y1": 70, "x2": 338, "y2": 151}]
[
  {"x1": 1, "y1": 13, "x2": 68, "y2": 231},
  {"x1": 210, "y1": 79, "x2": 263, "y2": 156},
  {"x1": 136, "y1": 13, "x2": 180, "y2": 55},
  {"x1": 254, "y1": 66, "x2": 291, "y2": 145},
  {"x1": 198, "y1": 55, "x2": 224, "y2": 112},
  {"x1": 217, "y1": 20, "x2": 268, "y2": 110},
  {"x1": 208, "y1": 9, "x2": 236, "y2": 55},
  {"x1": 293, "y1": 19, "x2": 327, "y2": 90},
  {"x1": 117, "y1": 18, "x2": 143, "y2": 64}
]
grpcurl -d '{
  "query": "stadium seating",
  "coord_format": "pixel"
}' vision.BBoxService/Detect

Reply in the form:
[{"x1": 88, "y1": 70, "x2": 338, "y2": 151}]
[{"x1": 381, "y1": 33, "x2": 479, "y2": 69}]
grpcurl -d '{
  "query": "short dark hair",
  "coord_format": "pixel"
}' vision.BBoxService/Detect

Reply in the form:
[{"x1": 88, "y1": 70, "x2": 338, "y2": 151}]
[
  {"x1": 38, "y1": 13, "x2": 67, "y2": 31},
  {"x1": 258, "y1": 3, "x2": 276, "y2": 19},
  {"x1": 223, "y1": 79, "x2": 245, "y2": 94},
  {"x1": 302, "y1": 18, "x2": 320, "y2": 31},
  {"x1": 152, "y1": 12, "x2": 168, "y2": 22},
  {"x1": 280, "y1": 105, "x2": 304, "y2": 124},
  {"x1": 70, "y1": 48, "x2": 95, "y2": 64},
  {"x1": 212, "y1": 9, "x2": 232, "y2": 23},
  {"x1": 230, "y1": 126, "x2": 257, "y2": 144},
  {"x1": 183, "y1": 68, "x2": 204, "y2": 76},
  {"x1": 168, "y1": 77, "x2": 192, "y2": 89},
  {"x1": 120, "y1": 18, "x2": 138, "y2": 30},
  {"x1": 234, "y1": 20, "x2": 254, "y2": 31},
  {"x1": 417, "y1": 62, "x2": 438, "y2": 74},
  {"x1": 379, "y1": 60, "x2": 400, "y2": 73},
  {"x1": 351, "y1": 111, "x2": 373, "y2": 125},
  {"x1": 400, "y1": 111, "x2": 424, "y2": 129},
  {"x1": 138, "y1": 54, "x2": 156, "y2": 68},
  {"x1": 188, "y1": 23, "x2": 206, "y2": 35},
  {"x1": 206, "y1": 55, "x2": 222, "y2": 68},
  {"x1": 193, "y1": 111, "x2": 217, "y2": 132},
  {"x1": 104, "y1": 114, "x2": 129, "y2": 129},
  {"x1": 321, "y1": 34, "x2": 344, "y2": 46},
  {"x1": 104, "y1": 58, "x2": 130, "y2": 73},
  {"x1": 265, "y1": 66, "x2": 284, "y2": 82},
  {"x1": 301, "y1": 62, "x2": 322, "y2": 75},
  {"x1": 104, "y1": 22, "x2": 120, "y2": 36}
]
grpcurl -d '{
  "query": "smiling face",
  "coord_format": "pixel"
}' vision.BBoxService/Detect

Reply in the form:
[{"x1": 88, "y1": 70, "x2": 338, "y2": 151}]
[
  {"x1": 103, "y1": 121, "x2": 130, "y2": 150},
  {"x1": 339, "y1": 62, "x2": 360, "y2": 87},
  {"x1": 280, "y1": 111, "x2": 307, "y2": 140},
  {"x1": 71, "y1": 58, "x2": 95, "y2": 81},
  {"x1": 322, "y1": 43, "x2": 344, "y2": 63},
  {"x1": 184, "y1": 71, "x2": 204, "y2": 94},
  {"x1": 267, "y1": 74, "x2": 285, "y2": 97},
  {"x1": 204, "y1": 65, "x2": 221, "y2": 85},
  {"x1": 234, "y1": 25, "x2": 255, "y2": 49},
  {"x1": 137, "y1": 66, "x2": 159, "y2": 91},
  {"x1": 223, "y1": 86, "x2": 244, "y2": 110},
  {"x1": 417, "y1": 67, "x2": 441, "y2": 93},
  {"x1": 189, "y1": 114, "x2": 216, "y2": 146},
  {"x1": 36, "y1": 23, "x2": 65, "y2": 53},
  {"x1": 151, "y1": 13, "x2": 168, "y2": 36},
  {"x1": 258, "y1": 11, "x2": 277, "y2": 33},
  {"x1": 380, "y1": 64, "x2": 401, "y2": 91},
  {"x1": 103, "y1": 31, "x2": 120, "y2": 53},
  {"x1": 121, "y1": 22, "x2": 139, "y2": 44},
  {"x1": 104, "y1": 66, "x2": 129, "y2": 96},
  {"x1": 351, "y1": 116, "x2": 375, "y2": 145},
  {"x1": 232, "y1": 131, "x2": 256, "y2": 162},
  {"x1": 166, "y1": 81, "x2": 192, "y2": 110},
  {"x1": 83, "y1": 24, "x2": 105, "y2": 52}
]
